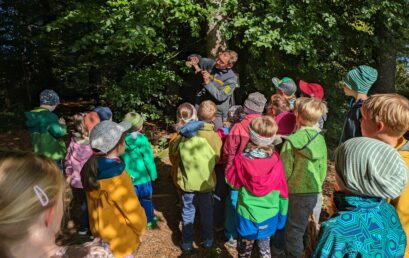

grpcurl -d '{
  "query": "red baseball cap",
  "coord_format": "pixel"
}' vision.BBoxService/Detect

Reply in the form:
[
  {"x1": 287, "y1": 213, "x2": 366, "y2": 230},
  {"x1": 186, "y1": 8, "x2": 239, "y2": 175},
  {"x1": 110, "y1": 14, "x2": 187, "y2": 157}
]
[{"x1": 299, "y1": 80, "x2": 324, "y2": 100}]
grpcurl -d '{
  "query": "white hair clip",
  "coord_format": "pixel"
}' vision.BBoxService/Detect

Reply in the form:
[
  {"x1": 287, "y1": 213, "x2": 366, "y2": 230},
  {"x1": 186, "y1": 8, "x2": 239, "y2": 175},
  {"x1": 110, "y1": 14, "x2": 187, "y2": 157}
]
[{"x1": 33, "y1": 185, "x2": 49, "y2": 207}]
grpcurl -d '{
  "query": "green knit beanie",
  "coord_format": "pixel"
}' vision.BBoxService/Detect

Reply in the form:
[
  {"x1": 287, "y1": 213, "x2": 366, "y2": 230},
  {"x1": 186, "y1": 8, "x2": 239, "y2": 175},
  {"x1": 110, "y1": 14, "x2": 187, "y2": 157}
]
[
  {"x1": 124, "y1": 112, "x2": 144, "y2": 130},
  {"x1": 335, "y1": 137, "x2": 408, "y2": 199},
  {"x1": 343, "y1": 65, "x2": 378, "y2": 94}
]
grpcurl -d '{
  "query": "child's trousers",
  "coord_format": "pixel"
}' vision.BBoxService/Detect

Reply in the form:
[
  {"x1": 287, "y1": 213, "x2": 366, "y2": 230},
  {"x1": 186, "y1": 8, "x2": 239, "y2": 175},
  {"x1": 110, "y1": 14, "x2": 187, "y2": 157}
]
[
  {"x1": 224, "y1": 189, "x2": 239, "y2": 240},
  {"x1": 238, "y1": 237, "x2": 271, "y2": 258},
  {"x1": 181, "y1": 191, "x2": 213, "y2": 244},
  {"x1": 213, "y1": 165, "x2": 228, "y2": 229},
  {"x1": 285, "y1": 193, "x2": 322, "y2": 257},
  {"x1": 134, "y1": 182, "x2": 155, "y2": 223}
]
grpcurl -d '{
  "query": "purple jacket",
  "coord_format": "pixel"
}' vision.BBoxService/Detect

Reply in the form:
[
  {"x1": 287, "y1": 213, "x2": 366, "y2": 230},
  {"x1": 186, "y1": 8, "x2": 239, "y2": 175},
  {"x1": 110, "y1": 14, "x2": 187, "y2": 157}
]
[{"x1": 64, "y1": 137, "x2": 93, "y2": 188}]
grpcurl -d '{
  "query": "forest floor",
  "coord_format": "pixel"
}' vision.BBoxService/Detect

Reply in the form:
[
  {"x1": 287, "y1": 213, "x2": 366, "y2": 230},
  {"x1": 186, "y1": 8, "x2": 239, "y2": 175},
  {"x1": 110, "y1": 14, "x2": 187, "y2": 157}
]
[{"x1": 0, "y1": 101, "x2": 336, "y2": 258}]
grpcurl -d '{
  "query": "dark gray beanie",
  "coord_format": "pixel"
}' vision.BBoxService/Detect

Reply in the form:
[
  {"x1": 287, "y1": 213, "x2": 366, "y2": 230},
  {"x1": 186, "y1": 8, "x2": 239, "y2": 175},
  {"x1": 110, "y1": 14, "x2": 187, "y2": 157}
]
[{"x1": 244, "y1": 92, "x2": 267, "y2": 113}]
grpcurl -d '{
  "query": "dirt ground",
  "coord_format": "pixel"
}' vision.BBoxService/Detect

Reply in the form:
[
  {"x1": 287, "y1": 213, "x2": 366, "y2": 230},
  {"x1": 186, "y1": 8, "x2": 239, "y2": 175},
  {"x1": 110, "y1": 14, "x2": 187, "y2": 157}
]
[{"x1": 0, "y1": 122, "x2": 335, "y2": 258}]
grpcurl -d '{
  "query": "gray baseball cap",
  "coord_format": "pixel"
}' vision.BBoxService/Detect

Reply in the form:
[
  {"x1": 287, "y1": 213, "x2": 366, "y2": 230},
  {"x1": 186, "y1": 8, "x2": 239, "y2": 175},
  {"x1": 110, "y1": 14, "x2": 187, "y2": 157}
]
[
  {"x1": 272, "y1": 77, "x2": 297, "y2": 96},
  {"x1": 90, "y1": 120, "x2": 132, "y2": 153}
]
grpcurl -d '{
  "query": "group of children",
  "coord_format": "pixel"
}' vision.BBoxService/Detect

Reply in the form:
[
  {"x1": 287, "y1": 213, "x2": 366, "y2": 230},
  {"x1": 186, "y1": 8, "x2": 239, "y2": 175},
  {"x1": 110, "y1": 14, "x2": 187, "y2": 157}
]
[{"x1": 0, "y1": 63, "x2": 409, "y2": 258}]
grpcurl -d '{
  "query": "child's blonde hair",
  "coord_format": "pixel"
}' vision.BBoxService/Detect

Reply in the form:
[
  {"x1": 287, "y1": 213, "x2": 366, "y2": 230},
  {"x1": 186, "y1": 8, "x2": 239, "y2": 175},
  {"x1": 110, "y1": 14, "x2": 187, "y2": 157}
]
[
  {"x1": 176, "y1": 103, "x2": 197, "y2": 129},
  {"x1": 198, "y1": 100, "x2": 217, "y2": 122},
  {"x1": 267, "y1": 94, "x2": 290, "y2": 115},
  {"x1": 73, "y1": 113, "x2": 89, "y2": 138},
  {"x1": 362, "y1": 93, "x2": 409, "y2": 137},
  {"x1": 0, "y1": 151, "x2": 65, "y2": 256},
  {"x1": 294, "y1": 97, "x2": 328, "y2": 127},
  {"x1": 246, "y1": 116, "x2": 278, "y2": 156}
]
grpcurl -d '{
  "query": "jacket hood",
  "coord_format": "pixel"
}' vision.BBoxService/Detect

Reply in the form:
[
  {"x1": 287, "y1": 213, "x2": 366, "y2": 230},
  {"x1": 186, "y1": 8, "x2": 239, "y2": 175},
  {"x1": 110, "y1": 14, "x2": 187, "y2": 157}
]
[
  {"x1": 286, "y1": 127, "x2": 325, "y2": 160},
  {"x1": 88, "y1": 157, "x2": 125, "y2": 199},
  {"x1": 69, "y1": 137, "x2": 92, "y2": 162},
  {"x1": 226, "y1": 152, "x2": 288, "y2": 197},
  {"x1": 25, "y1": 107, "x2": 48, "y2": 129},
  {"x1": 241, "y1": 114, "x2": 260, "y2": 127},
  {"x1": 180, "y1": 121, "x2": 205, "y2": 138},
  {"x1": 333, "y1": 191, "x2": 383, "y2": 211}
]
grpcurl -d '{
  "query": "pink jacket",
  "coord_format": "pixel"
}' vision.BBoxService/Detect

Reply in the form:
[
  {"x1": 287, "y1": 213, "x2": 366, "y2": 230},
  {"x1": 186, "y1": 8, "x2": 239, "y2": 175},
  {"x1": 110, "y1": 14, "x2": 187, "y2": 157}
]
[
  {"x1": 225, "y1": 151, "x2": 288, "y2": 197},
  {"x1": 222, "y1": 114, "x2": 260, "y2": 172},
  {"x1": 64, "y1": 137, "x2": 93, "y2": 188}
]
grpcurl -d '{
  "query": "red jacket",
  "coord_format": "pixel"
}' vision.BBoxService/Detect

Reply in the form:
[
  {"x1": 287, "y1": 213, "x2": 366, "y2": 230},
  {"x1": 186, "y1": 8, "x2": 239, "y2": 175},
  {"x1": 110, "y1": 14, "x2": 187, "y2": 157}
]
[{"x1": 222, "y1": 114, "x2": 260, "y2": 172}]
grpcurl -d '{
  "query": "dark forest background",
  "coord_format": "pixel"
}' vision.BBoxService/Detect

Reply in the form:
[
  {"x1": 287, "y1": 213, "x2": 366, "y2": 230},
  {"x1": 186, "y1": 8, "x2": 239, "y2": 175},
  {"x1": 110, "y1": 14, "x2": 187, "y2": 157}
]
[{"x1": 1, "y1": 0, "x2": 409, "y2": 145}]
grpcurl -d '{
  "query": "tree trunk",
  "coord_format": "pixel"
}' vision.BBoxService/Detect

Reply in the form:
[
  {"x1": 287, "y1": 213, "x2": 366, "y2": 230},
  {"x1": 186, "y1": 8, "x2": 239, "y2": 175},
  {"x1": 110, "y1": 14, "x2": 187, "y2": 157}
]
[
  {"x1": 372, "y1": 14, "x2": 397, "y2": 94},
  {"x1": 206, "y1": 0, "x2": 227, "y2": 58}
]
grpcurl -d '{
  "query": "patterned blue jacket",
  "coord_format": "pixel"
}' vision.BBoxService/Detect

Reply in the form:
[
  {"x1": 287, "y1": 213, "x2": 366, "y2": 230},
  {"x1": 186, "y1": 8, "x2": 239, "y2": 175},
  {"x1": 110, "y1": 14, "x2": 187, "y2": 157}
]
[{"x1": 313, "y1": 192, "x2": 406, "y2": 258}]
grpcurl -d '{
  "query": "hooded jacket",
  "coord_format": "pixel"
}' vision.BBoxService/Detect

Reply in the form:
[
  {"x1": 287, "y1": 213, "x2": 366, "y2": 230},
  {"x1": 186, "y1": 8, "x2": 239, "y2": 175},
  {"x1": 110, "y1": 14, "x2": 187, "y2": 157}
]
[
  {"x1": 280, "y1": 127, "x2": 327, "y2": 194},
  {"x1": 225, "y1": 151, "x2": 289, "y2": 240},
  {"x1": 222, "y1": 114, "x2": 260, "y2": 171},
  {"x1": 314, "y1": 192, "x2": 406, "y2": 258},
  {"x1": 339, "y1": 99, "x2": 363, "y2": 144},
  {"x1": 121, "y1": 132, "x2": 157, "y2": 186},
  {"x1": 64, "y1": 136, "x2": 93, "y2": 188},
  {"x1": 25, "y1": 107, "x2": 67, "y2": 160},
  {"x1": 170, "y1": 122, "x2": 222, "y2": 192},
  {"x1": 86, "y1": 157, "x2": 147, "y2": 258},
  {"x1": 391, "y1": 137, "x2": 409, "y2": 257}
]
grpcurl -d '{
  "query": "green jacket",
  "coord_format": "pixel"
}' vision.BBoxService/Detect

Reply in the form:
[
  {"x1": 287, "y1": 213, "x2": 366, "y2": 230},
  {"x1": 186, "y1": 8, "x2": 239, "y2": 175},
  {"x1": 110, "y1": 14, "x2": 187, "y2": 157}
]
[
  {"x1": 121, "y1": 132, "x2": 157, "y2": 185},
  {"x1": 25, "y1": 107, "x2": 67, "y2": 160},
  {"x1": 171, "y1": 123, "x2": 222, "y2": 192},
  {"x1": 280, "y1": 127, "x2": 327, "y2": 194}
]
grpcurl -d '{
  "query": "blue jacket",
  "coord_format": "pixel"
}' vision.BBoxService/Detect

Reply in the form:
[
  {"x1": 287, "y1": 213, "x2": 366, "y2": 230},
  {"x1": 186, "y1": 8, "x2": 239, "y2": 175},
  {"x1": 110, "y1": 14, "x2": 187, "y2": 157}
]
[{"x1": 313, "y1": 192, "x2": 406, "y2": 258}]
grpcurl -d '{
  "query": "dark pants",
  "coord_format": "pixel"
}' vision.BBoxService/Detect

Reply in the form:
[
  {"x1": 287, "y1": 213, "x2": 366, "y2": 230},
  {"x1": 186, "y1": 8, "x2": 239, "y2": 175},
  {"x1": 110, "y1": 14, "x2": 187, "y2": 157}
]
[
  {"x1": 181, "y1": 191, "x2": 213, "y2": 244},
  {"x1": 134, "y1": 182, "x2": 155, "y2": 223},
  {"x1": 213, "y1": 165, "x2": 228, "y2": 228},
  {"x1": 71, "y1": 187, "x2": 89, "y2": 231},
  {"x1": 285, "y1": 193, "x2": 322, "y2": 258},
  {"x1": 238, "y1": 237, "x2": 271, "y2": 258}
]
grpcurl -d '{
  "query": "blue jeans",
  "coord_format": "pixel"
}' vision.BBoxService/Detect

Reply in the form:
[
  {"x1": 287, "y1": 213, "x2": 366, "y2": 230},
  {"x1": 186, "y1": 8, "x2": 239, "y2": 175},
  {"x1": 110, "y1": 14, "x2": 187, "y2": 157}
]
[
  {"x1": 181, "y1": 191, "x2": 213, "y2": 244},
  {"x1": 134, "y1": 182, "x2": 155, "y2": 223},
  {"x1": 224, "y1": 189, "x2": 239, "y2": 240}
]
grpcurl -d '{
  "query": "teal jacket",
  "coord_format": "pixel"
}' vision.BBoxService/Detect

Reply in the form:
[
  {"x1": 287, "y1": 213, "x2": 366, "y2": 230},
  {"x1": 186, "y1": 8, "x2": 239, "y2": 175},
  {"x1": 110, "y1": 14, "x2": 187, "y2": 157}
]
[
  {"x1": 121, "y1": 132, "x2": 157, "y2": 185},
  {"x1": 280, "y1": 127, "x2": 327, "y2": 194},
  {"x1": 314, "y1": 193, "x2": 406, "y2": 257},
  {"x1": 171, "y1": 123, "x2": 222, "y2": 192},
  {"x1": 25, "y1": 107, "x2": 67, "y2": 160}
]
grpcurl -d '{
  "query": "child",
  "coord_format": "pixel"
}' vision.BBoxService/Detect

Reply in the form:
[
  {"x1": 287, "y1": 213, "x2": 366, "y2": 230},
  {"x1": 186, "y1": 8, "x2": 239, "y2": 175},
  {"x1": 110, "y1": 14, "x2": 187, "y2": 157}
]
[
  {"x1": 0, "y1": 151, "x2": 113, "y2": 258},
  {"x1": 339, "y1": 65, "x2": 378, "y2": 143},
  {"x1": 170, "y1": 100, "x2": 222, "y2": 252},
  {"x1": 222, "y1": 92, "x2": 267, "y2": 246},
  {"x1": 81, "y1": 120, "x2": 147, "y2": 257},
  {"x1": 314, "y1": 137, "x2": 408, "y2": 257},
  {"x1": 169, "y1": 103, "x2": 198, "y2": 190},
  {"x1": 121, "y1": 112, "x2": 158, "y2": 229},
  {"x1": 280, "y1": 97, "x2": 328, "y2": 257},
  {"x1": 299, "y1": 80, "x2": 327, "y2": 129},
  {"x1": 267, "y1": 94, "x2": 296, "y2": 136},
  {"x1": 25, "y1": 89, "x2": 67, "y2": 169},
  {"x1": 272, "y1": 77, "x2": 297, "y2": 109},
  {"x1": 65, "y1": 113, "x2": 99, "y2": 235},
  {"x1": 94, "y1": 106, "x2": 113, "y2": 121},
  {"x1": 360, "y1": 93, "x2": 409, "y2": 256},
  {"x1": 213, "y1": 105, "x2": 244, "y2": 232},
  {"x1": 225, "y1": 116, "x2": 288, "y2": 258}
]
